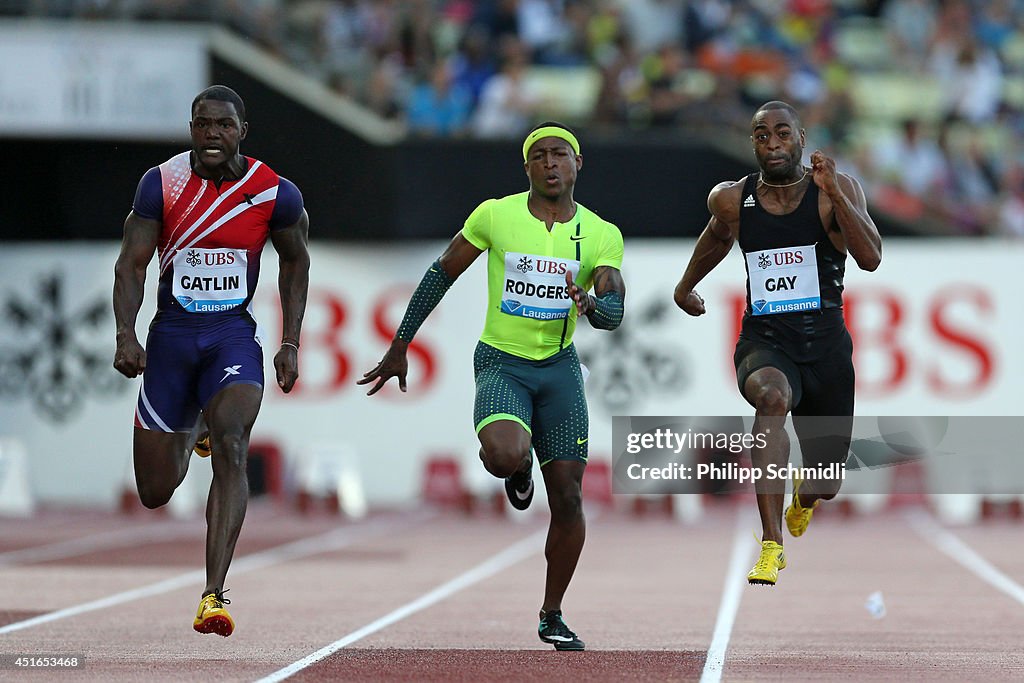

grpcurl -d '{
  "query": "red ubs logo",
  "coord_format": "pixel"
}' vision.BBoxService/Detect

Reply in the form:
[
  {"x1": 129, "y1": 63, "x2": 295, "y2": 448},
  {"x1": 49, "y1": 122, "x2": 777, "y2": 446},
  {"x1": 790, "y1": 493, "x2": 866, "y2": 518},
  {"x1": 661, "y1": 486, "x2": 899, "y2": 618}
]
[
  {"x1": 773, "y1": 251, "x2": 804, "y2": 266},
  {"x1": 535, "y1": 259, "x2": 568, "y2": 275},
  {"x1": 206, "y1": 252, "x2": 236, "y2": 266}
]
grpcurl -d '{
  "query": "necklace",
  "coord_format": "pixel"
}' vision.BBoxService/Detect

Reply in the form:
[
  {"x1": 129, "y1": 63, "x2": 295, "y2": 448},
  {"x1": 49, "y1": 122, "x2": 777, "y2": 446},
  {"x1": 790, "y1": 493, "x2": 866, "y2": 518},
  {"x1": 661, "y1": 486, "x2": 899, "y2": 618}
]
[{"x1": 758, "y1": 169, "x2": 808, "y2": 188}]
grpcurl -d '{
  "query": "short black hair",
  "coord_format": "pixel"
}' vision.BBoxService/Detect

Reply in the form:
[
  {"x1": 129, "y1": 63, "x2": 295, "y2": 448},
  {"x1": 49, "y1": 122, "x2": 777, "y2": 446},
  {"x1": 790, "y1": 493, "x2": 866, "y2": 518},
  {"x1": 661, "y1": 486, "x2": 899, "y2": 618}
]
[
  {"x1": 752, "y1": 100, "x2": 801, "y2": 128},
  {"x1": 529, "y1": 121, "x2": 577, "y2": 138},
  {"x1": 192, "y1": 85, "x2": 246, "y2": 121}
]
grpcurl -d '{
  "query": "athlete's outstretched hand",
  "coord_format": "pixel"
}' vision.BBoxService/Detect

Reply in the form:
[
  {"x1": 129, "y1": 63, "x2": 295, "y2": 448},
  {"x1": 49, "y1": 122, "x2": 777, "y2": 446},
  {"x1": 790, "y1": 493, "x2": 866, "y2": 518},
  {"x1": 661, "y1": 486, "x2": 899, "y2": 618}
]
[
  {"x1": 113, "y1": 336, "x2": 146, "y2": 378},
  {"x1": 679, "y1": 290, "x2": 706, "y2": 316},
  {"x1": 274, "y1": 344, "x2": 299, "y2": 393},
  {"x1": 810, "y1": 150, "x2": 840, "y2": 197},
  {"x1": 565, "y1": 270, "x2": 595, "y2": 317},
  {"x1": 358, "y1": 340, "x2": 409, "y2": 396}
]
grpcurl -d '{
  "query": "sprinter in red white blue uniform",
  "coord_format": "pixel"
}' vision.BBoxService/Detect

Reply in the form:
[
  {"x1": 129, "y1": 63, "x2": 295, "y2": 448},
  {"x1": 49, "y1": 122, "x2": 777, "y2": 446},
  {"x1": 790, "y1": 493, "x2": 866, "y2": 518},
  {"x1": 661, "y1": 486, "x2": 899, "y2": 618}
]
[{"x1": 113, "y1": 85, "x2": 310, "y2": 637}]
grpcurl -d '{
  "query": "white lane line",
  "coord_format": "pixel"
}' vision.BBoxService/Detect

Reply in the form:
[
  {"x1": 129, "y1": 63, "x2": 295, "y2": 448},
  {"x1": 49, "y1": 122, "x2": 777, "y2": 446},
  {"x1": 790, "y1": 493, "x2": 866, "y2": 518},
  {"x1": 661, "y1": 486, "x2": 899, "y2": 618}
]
[
  {"x1": 0, "y1": 513, "x2": 422, "y2": 636},
  {"x1": 700, "y1": 511, "x2": 757, "y2": 683},
  {"x1": 254, "y1": 527, "x2": 548, "y2": 683},
  {"x1": 905, "y1": 508, "x2": 1024, "y2": 606},
  {"x1": 0, "y1": 524, "x2": 198, "y2": 567}
]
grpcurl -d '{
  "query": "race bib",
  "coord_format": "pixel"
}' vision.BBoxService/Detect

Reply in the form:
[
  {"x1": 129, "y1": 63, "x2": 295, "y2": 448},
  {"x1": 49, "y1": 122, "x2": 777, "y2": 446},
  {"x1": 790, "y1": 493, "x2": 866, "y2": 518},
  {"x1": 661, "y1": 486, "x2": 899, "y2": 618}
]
[
  {"x1": 172, "y1": 248, "x2": 248, "y2": 313},
  {"x1": 501, "y1": 252, "x2": 580, "y2": 321},
  {"x1": 746, "y1": 244, "x2": 820, "y2": 315}
]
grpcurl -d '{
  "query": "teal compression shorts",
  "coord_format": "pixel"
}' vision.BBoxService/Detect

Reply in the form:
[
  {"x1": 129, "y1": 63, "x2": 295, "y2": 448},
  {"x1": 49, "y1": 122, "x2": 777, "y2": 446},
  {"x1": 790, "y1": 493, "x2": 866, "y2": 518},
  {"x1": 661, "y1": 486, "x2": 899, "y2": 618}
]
[{"x1": 473, "y1": 341, "x2": 588, "y2": 466}]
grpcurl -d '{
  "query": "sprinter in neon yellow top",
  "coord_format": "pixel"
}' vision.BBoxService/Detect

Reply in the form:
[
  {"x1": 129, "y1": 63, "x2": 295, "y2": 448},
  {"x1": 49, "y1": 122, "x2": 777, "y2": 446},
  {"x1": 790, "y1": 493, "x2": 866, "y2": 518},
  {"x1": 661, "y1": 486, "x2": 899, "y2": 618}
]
[
  {"x1": 462, "y1": 192, "x2": 623, "y2": 360},
  {"x1": 360, "y1": 122, "x2": 626, "y2": 651}
]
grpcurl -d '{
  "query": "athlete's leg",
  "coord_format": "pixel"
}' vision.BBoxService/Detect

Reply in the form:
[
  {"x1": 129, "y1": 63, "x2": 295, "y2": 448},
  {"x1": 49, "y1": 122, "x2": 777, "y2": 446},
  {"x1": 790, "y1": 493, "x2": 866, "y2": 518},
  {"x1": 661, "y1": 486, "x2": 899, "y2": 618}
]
[
  {"x1": 132, "y1": 328, "x2": 202, "y2": 508},
  {"x1": 790, "y1": 415, "x2": 852, "y2": 505},
  {"x1": 539, "y1": 459, "x2": 585, "y2": 614},
  {"x1": 478, "y1": 420, "x2": 532, "y2": 479},
  {"x1": 201, "y1": 382, "x2": 262, "y2": 597},
  {"x1": 473, "y1": 342, "x2": 534, "y2": 480},
  {"x1": 529, "y1": 346, "x2": 588, "y2": 613},
  {"x1": 792, "y1": 333, "x2": 856, "y2": 507},
  {"x1": 743, "y1": 367, "x2": 794, "y2": 544},
  {"x1": 133, "y1": 428, "x2": 194, "y2": 508}
]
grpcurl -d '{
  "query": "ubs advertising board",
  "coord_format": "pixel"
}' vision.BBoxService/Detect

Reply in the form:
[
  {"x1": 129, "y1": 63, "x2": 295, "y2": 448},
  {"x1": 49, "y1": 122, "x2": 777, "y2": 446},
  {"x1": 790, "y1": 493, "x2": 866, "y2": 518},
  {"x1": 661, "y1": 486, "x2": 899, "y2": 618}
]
[{"x1": 0, "y1": 239, "x2": 1020, "y2": 506}]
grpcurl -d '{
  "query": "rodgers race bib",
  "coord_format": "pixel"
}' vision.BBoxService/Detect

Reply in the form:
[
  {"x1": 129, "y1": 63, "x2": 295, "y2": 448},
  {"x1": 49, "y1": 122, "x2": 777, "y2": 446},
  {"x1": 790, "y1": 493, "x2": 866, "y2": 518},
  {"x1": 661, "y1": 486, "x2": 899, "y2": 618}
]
[
  {"x1": 746, "y1": 244, "x2": 820, "y2": 315},
  {"x1": 501, "y1": 252, "x2": 580, "y2": 320},
  {"x1": 172, "y1": 248, "x2": 248, "y2": 313}
]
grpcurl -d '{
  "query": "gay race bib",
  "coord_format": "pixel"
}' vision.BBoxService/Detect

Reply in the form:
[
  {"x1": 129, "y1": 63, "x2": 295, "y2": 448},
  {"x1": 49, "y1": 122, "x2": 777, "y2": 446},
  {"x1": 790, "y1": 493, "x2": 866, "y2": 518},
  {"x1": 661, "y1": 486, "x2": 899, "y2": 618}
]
[
  {"x1": 746, "y1": 244, "x2": 821, "y2": 315},
  {"x1": 172, "y1": 248, "x2": 248, "y2": 313},
  {"x1": 501, "y1": 252, "x2": 580, "y2": 321}
]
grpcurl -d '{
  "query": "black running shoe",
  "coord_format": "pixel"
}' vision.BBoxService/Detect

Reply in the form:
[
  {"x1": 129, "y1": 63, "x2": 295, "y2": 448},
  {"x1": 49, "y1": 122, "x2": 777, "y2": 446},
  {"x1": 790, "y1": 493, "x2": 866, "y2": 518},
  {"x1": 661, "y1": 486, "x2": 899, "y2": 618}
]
[
  {"x1": 504, "y1": 454, "x2": 534, "y2": 511},
  {"x1": 538, "y1": 610, "x2": 585, "y2": 651}
]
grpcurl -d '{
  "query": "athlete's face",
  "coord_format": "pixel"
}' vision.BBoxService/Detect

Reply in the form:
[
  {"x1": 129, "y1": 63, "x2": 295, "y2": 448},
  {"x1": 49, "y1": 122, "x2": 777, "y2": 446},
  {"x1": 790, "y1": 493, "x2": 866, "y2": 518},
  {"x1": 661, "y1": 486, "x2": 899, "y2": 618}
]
[
  {"x1": 189, "y1": 99, "x2": 248, "y2": 172},
  {"x1": 751, "y1": 109, "x2": 805, "y2": 182},
  {"x1": 525, "y1": 137, "x2": 582, "y2": 199}
]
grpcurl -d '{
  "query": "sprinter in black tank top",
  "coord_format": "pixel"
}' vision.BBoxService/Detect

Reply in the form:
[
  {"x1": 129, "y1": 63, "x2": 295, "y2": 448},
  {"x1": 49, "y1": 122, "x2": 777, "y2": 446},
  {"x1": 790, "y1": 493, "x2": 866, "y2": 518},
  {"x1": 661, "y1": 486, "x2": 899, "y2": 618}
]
[{"x1": 672, "y1": 101, "x2": 881, "y2": 587}]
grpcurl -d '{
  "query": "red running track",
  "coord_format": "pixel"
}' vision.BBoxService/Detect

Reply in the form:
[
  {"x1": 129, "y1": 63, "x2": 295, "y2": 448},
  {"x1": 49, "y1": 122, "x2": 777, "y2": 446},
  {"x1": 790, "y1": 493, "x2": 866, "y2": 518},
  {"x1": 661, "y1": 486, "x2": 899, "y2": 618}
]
[{"x1": 0, "y1": 500, "x2": 1022, "y2": 681}]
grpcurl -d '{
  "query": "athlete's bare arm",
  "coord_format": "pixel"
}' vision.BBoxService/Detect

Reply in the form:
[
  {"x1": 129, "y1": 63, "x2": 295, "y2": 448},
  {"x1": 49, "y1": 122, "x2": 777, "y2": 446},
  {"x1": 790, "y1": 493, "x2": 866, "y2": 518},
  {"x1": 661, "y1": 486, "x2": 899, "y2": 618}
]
[
  {"x1": 359, "y1": 232, "x2": 484, "y2": 396},
  {"x1": 673, "y1": 180, "x2": 743, "y2": 316},
  {"x1": 270, "y1": 209, "x2": 310, "y2": 393},
  {"x1": 811, "y1": 150, "x2": 881, "y2": 271},
  {"x1": 112, "y1": 211, "x2": 160, "y2": 378},
  {"x1": 437, "y1": 233, "x2": 485, "y2": 278}
]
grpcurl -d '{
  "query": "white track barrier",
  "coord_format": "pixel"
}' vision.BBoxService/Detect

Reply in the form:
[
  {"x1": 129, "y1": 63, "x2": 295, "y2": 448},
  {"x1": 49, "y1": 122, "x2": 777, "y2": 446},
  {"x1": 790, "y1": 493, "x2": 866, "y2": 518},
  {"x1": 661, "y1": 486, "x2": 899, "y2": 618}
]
[
  {"x1": 672, "y1": 494, "x2": 703, "y2": 523},
  {"x1": 298, "y1": 442, "x2": 367, "y2": 518},
  {"x1": 0, "y1": 438, "x2": 35, "y2": 517}
]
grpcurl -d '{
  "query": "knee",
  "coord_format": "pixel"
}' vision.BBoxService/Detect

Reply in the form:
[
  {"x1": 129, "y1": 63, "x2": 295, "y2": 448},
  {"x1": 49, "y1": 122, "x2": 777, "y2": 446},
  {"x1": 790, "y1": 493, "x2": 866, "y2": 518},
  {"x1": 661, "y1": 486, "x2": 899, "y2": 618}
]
[
  {"x1": 480, "y1": 443, "x2": 529, "y2": 479},
  {"x1": 214, "y1": 433, "x2": 248, "y2": 471},
  {"x1": 548, "y1": 484, "x2": 583, "y2": 520},
  {"x1": 137, "y1": 483, "x2": 173, "y2": 509},
  {"x1": 753, "y1": 386, "x2": 790, "y2": 416},
  {"x1": 815, "y1": 480, "x2": 842, "y2": 500}
]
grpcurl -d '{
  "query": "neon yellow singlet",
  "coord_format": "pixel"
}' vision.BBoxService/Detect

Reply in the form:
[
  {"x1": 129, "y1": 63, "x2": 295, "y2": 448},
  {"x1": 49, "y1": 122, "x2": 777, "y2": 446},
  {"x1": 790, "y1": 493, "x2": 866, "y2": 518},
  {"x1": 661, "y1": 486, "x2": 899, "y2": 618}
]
[{"x1": 461, "y1": 191, "x2": 624, "y2": 361}]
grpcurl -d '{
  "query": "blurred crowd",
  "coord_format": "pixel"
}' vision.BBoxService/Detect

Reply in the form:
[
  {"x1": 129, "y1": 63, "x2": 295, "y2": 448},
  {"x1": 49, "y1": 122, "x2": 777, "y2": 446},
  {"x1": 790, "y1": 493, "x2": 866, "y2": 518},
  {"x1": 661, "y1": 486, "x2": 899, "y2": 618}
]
[{"x1": 10, "y1": 0, "x2": 1024, "y2": 236}]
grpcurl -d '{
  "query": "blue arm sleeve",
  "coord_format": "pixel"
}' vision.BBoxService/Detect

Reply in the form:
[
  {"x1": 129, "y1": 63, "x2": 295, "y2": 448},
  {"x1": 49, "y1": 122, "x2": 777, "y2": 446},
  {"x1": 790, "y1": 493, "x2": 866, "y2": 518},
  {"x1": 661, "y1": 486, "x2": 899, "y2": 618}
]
[
  {"x1": 270, "y1": 177, "x2": 304, "y2": 230},
  {"x1": 132, "y1": 167, "x2": 163, "y2": 220}
]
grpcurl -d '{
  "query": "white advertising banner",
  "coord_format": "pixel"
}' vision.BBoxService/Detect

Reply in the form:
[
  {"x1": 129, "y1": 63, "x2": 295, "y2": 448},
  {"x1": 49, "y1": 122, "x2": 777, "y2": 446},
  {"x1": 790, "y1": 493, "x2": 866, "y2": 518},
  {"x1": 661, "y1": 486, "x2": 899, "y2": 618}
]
[
  {"x1": 0, "y1": 239, "x2": 1021, "y2": 506},
  {"x1": 0, "y1": 21, "x2": 207, "y2": 140}
]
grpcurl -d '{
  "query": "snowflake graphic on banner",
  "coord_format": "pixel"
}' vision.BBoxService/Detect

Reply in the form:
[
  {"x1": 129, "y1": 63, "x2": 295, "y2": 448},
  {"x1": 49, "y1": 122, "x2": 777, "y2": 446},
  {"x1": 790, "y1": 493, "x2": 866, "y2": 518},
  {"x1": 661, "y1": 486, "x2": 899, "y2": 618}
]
[
  {"x1": 576, "y1": 295, "x2": 690, "y2": 414},
  {"x1": 0, "y1": 274, "x2": 128, "y2": 421}
]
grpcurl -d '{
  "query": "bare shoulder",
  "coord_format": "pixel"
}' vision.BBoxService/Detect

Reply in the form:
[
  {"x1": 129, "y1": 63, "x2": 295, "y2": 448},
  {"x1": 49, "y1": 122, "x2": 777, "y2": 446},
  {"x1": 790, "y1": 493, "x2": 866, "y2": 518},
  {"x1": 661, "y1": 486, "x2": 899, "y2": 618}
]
[{"x1": 707, "y1": 178, "x2": 746, "y2": 221}]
